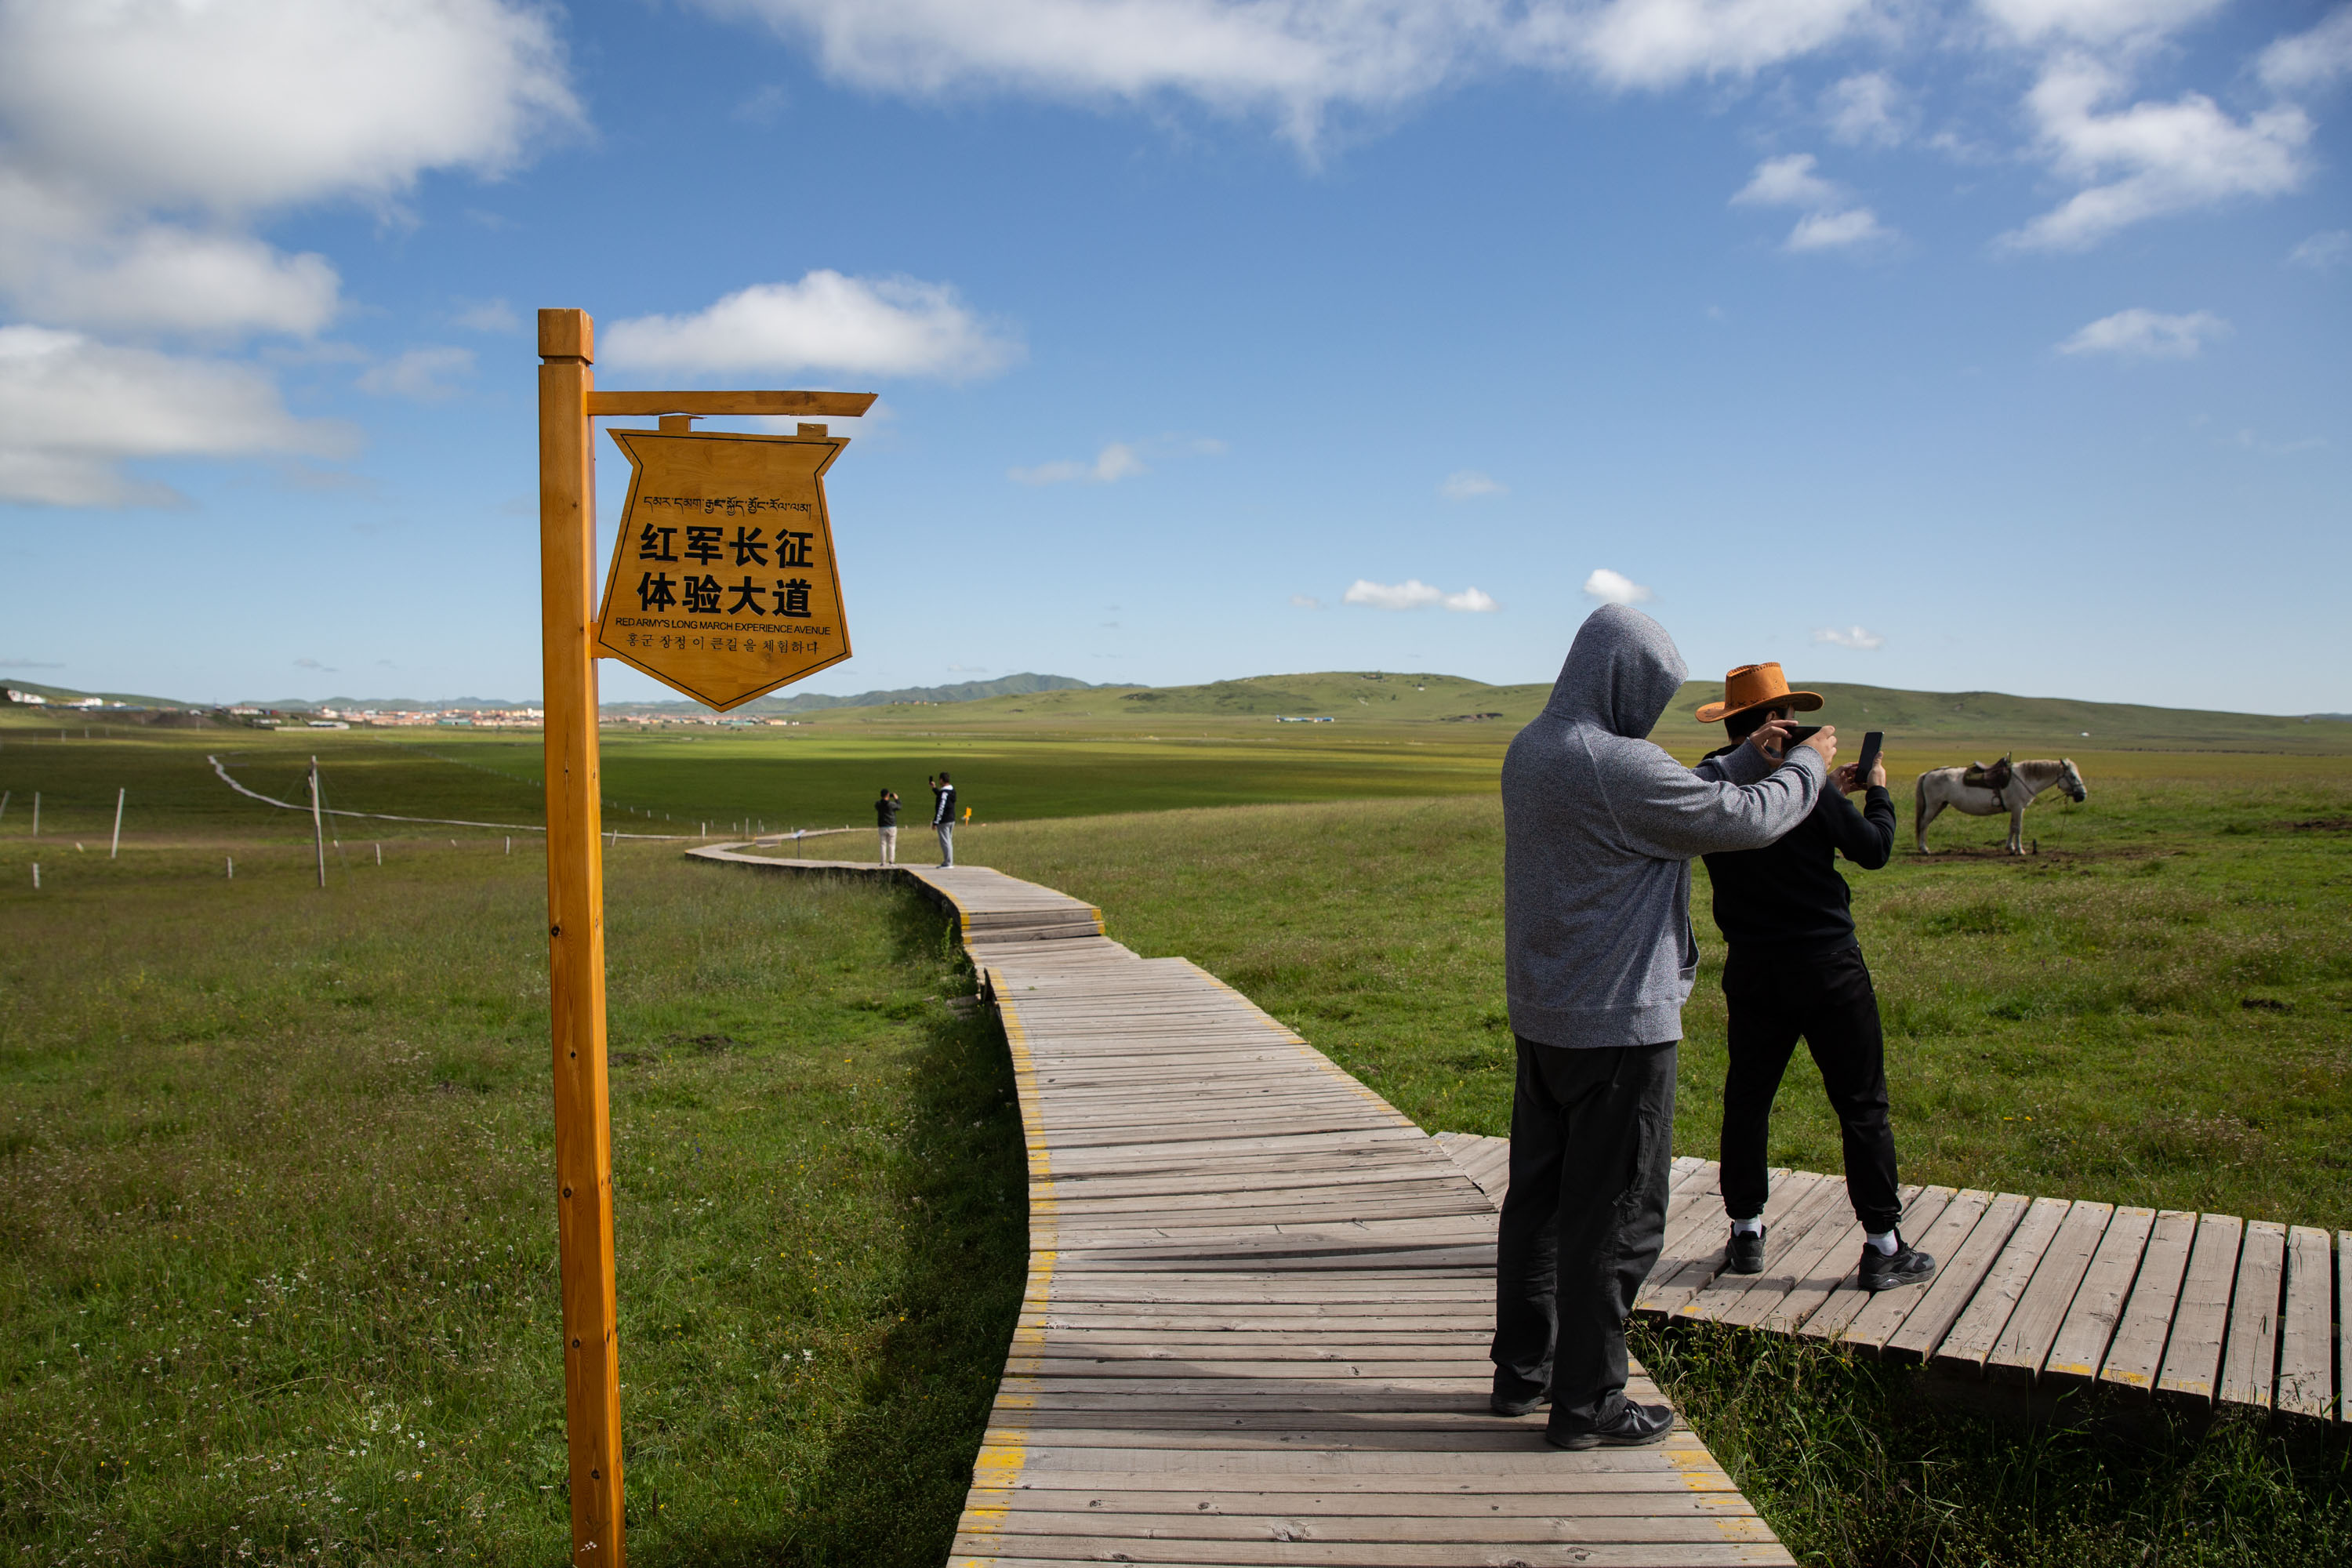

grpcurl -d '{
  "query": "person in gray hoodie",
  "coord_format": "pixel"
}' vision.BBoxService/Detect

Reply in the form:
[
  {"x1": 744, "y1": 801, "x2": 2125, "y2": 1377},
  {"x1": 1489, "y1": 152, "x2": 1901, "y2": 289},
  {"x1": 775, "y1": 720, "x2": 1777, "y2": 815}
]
[{"x1": 1494, "y1": 604, "x2": 1835, "y2": 1450}]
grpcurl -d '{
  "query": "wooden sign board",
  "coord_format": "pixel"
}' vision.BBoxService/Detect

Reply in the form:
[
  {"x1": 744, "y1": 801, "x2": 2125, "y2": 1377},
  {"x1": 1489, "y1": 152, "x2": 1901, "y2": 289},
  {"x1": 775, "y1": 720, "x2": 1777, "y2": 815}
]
[{"x1": 592, "y1": 428, "x2": 851, "y2": 710}]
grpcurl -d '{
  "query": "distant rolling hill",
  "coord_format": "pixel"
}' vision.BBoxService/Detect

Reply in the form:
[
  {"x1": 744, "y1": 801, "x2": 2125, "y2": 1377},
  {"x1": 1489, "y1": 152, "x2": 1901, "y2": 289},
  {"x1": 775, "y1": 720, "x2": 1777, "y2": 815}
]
[
  {"x1": 13, "y1": 666, "x2": 2346, "y2": 753},
  {"x1": 809, "y1": 670, "x2": 2352, "y2": 754}
]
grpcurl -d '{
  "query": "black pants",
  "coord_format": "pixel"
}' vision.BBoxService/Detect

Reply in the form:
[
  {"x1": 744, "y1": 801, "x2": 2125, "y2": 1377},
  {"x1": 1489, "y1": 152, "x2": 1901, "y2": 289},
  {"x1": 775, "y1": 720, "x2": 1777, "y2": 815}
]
[
  {"x1": 1490, "y1": 1037, "x2": 1675, "y2": 1434},
  {"x1": 1719, "y1": 943, "x2": 1901, "y2": 1235}
]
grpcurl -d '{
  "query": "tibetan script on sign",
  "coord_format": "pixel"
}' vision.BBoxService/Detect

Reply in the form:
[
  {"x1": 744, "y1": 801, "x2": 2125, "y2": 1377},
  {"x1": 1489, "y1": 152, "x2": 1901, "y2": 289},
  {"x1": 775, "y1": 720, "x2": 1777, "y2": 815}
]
[{"x1": 592, "y1": 428, "x2": 851, "y2": 710}]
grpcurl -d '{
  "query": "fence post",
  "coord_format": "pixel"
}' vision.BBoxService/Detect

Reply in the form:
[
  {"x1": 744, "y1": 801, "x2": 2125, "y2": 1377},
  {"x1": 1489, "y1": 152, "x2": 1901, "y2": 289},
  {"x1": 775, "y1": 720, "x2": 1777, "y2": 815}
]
[
  {"x1": 309, "y1": 758, "x2": 327, "y2": 889},
  {"x1": 111, "y1": 787, "x2": 125, "y2": 859}
]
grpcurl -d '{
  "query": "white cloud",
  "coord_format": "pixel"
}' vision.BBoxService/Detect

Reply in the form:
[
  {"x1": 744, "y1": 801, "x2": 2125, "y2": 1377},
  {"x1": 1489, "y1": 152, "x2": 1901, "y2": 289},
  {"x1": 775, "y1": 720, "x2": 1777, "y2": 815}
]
[
  {"x1": 601, "y1": 271, "x2": 1022, "y2": 380},
  {"x1": 2259, "y1": 8, "x2": 2352, "y2": 94},
  {"x1": 1343, "y1": 578, "x2": 1498, "y2": 612},
  {"x1": 1976, "y1": 0, "x2": 2226, "y2": 47},
  {"x1": 1788, "y1": 207, "x2": 1893, "y2": 249},
  {"x1": 702, "y1": 0, "x2": 1477, "y2": 147},
  {"x1": 0, "y1": 326, "x2": 354, "y2": 506},
  {"x1": 2002, "y1": 59, "x2": 2310, "y2": 251},
  {"x1": 0, "y1": 2, "x2": 581, "y2": 504},
  {"x1": 0, "y1": 219, "x2": 341, "y2": 336},
  {"x1": 0, "y1": 1, "x2": 579, "y2": 338},
  {"x1": 452, "y1": 297, "x2": 521, "y2": 333},
  {"x1": 358, "y1": 346, "x2": 476, "y2": 401},
  {"x1": 1732, "y1": 153, "x2": 1893, "y2": 252},
  {"x1": 2288, "y1": 229, "x2": 2352, "y2": 269},
  {"x1": 1345, "y1": 579, "x2": 1443, "y2": 611},
  {"x1": 1541, "y1": 0, "x2": 1883, "y2": 92},
  {"x1": 1582, "y1": 568, "x2": 1654, "y2": 605},
  {"x1": 1822, "y1": 71, "x2": 1905, "y2": 146},
  {"x1": 1009, "y1": 442, "x2": 1146, "y2": 485},
  {"x1": 1733, "y1": 152, "x2": 1842, "y2": 209},
  {"x1": 1441, "y1": 469, "x2": 1506, "y2": 499},
  {"x1": 2055, "y1": 307, "x2": 2229, "y2": 359},
  {"x1": 1290, "y1": 593, "x2": 1325, "y2": 609},
  {"x1": 1813, "y1": 624, "x2": 1886, "y2": 649},
  {"x1": 702, "y1": 2, "x2": 1882, "y2": 148},
  {"x1": 0, "y1": 0, "x2": 580, "y2": 216}
]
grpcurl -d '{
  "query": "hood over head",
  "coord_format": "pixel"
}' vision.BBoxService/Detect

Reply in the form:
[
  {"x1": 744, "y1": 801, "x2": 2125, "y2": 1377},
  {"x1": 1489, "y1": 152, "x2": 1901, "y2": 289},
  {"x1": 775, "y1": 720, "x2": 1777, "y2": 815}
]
[{"x1": 1544, "y1": 604, "x2": 1688, "y2": 739}]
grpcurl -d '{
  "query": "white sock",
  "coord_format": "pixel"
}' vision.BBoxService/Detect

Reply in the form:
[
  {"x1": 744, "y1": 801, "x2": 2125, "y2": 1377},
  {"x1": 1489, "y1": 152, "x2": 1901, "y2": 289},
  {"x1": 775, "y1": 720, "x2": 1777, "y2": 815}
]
[
  {"x1": 1731, "y1": 1218, "x2": 1764, "y2": 1236},
  {"x1": 1866, "y1": 1231, "x2": 1898, "y2": 1256}
]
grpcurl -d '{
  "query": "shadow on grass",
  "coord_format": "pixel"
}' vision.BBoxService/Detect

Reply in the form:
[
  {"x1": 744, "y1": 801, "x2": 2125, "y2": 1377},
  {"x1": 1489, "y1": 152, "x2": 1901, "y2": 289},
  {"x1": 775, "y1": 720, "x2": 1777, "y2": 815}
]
[
  {"x1": 666, "y1": 892, "x2": 1024, "y2": 1568},
  {"x1": 1638, "y1": 1320, "x2": 2352, "y2": 1567}
]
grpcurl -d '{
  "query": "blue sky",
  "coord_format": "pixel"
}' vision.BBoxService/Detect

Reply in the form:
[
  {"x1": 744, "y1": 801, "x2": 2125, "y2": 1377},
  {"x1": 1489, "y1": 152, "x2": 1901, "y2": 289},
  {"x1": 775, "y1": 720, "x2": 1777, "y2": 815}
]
[{"x1": 1, "y1": 0, "x2": 2346, "y2": 712}]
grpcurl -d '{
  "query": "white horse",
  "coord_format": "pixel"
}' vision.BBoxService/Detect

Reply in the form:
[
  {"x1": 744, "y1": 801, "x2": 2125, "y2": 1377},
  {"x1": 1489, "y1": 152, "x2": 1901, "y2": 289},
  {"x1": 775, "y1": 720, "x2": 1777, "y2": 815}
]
[{"x1": 1914, "y1": 757, "x2": 2088, "y2": 855}]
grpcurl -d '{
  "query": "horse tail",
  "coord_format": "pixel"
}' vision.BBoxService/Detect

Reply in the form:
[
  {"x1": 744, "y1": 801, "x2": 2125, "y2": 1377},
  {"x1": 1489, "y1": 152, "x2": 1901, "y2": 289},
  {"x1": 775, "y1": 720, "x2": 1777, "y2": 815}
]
[{"x1": 1914, "y1": 768, "x2": 1928, "y2": 829}]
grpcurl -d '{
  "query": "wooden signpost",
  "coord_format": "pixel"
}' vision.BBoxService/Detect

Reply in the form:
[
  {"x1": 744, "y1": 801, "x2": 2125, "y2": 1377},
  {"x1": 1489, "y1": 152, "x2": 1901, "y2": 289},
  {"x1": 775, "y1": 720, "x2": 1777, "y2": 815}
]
[{"x1": 537, "y1": 308, "x2": 872, "y2": 1566}]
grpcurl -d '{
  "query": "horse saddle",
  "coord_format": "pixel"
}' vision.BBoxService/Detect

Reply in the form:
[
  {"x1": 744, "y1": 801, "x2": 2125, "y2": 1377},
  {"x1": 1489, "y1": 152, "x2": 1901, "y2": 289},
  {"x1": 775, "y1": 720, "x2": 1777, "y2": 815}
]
[{"x1": 1962, "y1": 754, "x2": 2014, "y2": 793}]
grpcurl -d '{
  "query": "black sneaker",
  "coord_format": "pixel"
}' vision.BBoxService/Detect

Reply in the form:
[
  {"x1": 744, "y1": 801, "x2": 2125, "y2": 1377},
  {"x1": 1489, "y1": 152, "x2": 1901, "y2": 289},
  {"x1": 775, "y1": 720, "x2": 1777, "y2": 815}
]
[
  {"x1": 1546, "y1": 1398, "x2": 1675, "y2": 1451},
  {"x1": 1858, "y1": 1232, "x2": 1936, "y2": 1291},
  {"x1": 1490, "y1": 1372, "x2": 1548, "y2": 1417},
  {"x1": 1726, "y1": 1225, "x2": 1766, "y2": 1274}
]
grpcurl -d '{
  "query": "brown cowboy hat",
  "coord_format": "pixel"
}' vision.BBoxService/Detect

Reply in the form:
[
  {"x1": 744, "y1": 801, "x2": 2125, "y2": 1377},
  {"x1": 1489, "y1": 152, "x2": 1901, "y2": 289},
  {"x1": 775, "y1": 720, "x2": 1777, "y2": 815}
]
[{"x1": 1695, "y1": 662, "x2": 1824, "y2": 725}]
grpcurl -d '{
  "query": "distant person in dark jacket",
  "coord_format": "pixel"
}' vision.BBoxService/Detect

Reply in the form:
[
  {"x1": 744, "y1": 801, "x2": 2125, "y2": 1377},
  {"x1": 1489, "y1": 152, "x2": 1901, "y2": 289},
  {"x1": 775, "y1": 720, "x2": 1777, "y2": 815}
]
[
  {"x1": 1697, "y1": 662, "x2": 1933, "y2": 1294},
  {"x1": 875, "y1": 788, "x2": 900, "y2": 866},
  {"x1": 929, "y1": 772, "x2": 955, "y2": 867},
  {"x1": 1496, "y1": 607, "x2": 1833, "y2": 1452}
]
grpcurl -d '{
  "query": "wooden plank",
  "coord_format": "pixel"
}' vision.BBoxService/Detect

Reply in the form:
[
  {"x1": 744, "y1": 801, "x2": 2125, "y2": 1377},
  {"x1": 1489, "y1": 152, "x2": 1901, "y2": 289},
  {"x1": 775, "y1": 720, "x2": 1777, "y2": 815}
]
[
  {"x1": 2156, "y1": 1212, "x2": 2244, "y2": 1406},
  {"x1": 1931, "y1": 1196, "x2": 2071, "y2": 1377},
  {"x1": 1802, "y1": 1187, "x2": 1955, "y2": 1345},
  {"x1": 964, "y1": 1476, "x2": 1759, "y2": 1504},
  {"x1": 1643, "y1": 1169, "x2": 1791, "y2": 1318},
  {"x1": 1986, "y1": 1200, "x2": 2114, "y2": 1385},
  {"x1": 1882, "y1": 1193, "x2": 2028, "y2": 1365},
  {"x1": 1737, "y1": 1192, "x2": 1869, "y2": 1333},
  {"x1": 2096, "y1": 1209, "x2": 2197, "y2": 1398},
  {"x1": 1677, "y1": 1174, "x2": 1846, "y2": 1325},
  {"x1": 2218, "y1": 1219, "x2": 2287, "y2": 1410},
  {"x1": 960, "y1": 1511, "x2": 1783, "y2": 1544},
  {"x1": 955, "y1": 1549, "x2": 1793, "y2": 1568},
  {"x1": 2276, "y1": 1226, "x2": 2335, "y2": 1421},
  {"x1": 2043, "y1": 1206, "x2": 2154, "y2": 1388},
  {"x1": 1841, "y1": 1189, "x2": 1994, "y2": 1357}
]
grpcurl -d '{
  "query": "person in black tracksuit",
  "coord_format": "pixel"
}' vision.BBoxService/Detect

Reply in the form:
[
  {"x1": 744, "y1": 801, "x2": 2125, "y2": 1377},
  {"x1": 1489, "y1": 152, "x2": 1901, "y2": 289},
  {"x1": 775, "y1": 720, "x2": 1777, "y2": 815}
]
[
  {"x1": 929, "y1": 771, "x2": 956, "y2": 867},
  {"x1": 1702, "y1": 695, "x2": 1935, "y2": 1294}
]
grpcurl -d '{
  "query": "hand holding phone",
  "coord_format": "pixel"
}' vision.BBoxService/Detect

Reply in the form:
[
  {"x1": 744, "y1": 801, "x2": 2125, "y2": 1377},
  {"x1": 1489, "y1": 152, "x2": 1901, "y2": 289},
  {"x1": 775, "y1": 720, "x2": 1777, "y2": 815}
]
[{"x1": 1856, "y1": 730, "x2": 1884, "y2": 786}]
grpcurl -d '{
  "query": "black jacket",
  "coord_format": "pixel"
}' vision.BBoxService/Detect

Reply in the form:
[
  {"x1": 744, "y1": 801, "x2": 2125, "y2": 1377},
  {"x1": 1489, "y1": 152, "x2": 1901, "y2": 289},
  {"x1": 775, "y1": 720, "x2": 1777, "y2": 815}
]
[
  {"x1": 876, "y1": 795, "x2": 899, "y2": 828},
  {"x1": 1699, "y1": 745, "x2": 1894, "y2": 954},
  {"x1": 931, "y1": 782, "x2": 955, "y2": 826}
]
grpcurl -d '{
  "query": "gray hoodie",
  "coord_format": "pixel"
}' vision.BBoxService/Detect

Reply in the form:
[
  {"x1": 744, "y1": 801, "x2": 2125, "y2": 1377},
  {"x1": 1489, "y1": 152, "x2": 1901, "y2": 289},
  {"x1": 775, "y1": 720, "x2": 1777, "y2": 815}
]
[{"x1": 1503, "y1": 605, "x2": 1824, "y2": 1049}]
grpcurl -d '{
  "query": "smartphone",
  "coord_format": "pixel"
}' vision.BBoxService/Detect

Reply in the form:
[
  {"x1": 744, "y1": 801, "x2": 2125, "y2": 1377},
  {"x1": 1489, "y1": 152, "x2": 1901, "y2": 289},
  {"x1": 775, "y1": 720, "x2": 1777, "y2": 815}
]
[
  {"x1": 1780, "y1": 724, "x2": 1822, "y2": 746},
  {"x1": 1856, "y1": 730, "x2": 1884, "y2": 782}
]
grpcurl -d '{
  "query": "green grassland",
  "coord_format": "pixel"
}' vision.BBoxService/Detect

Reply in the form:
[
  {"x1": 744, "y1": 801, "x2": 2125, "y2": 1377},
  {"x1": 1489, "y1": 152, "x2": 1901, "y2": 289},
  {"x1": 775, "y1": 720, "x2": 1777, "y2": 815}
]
[
  {"x1": 956, "y1": 760, "x2": 2352, "y2": 1229},
  {"x1": 0, "y1": 833, "x2": 1022, "y2": 1566},
  {"x1": 5, "y1": 700, "x2": 2350, "y2": 1566}
]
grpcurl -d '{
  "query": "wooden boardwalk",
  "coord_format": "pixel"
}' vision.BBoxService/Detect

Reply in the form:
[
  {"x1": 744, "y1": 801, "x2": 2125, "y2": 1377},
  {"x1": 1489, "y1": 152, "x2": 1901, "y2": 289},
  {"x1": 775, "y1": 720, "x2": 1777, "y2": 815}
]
[
  {"x1": 1434, "y1": 1134, "x2": 2345, "y2": 1423},
  {"x1": 691, "y1": 847, "x2": 1792, "y2": 1568}
]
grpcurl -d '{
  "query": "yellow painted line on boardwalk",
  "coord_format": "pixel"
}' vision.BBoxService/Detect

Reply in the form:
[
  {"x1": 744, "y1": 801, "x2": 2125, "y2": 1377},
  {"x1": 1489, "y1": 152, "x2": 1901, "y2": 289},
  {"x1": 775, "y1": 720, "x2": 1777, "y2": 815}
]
[{"x1": 956, "y1": 983, "x2": 1055, "y2": 1555}]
